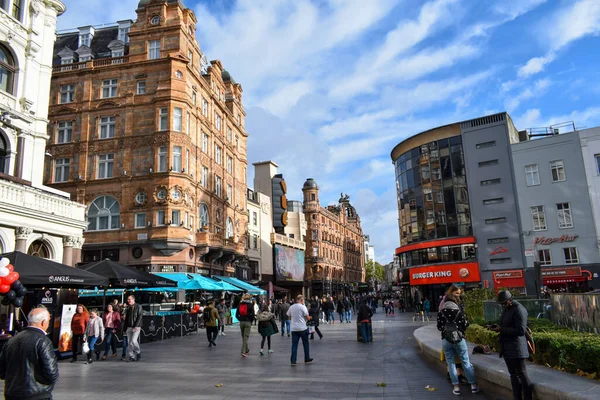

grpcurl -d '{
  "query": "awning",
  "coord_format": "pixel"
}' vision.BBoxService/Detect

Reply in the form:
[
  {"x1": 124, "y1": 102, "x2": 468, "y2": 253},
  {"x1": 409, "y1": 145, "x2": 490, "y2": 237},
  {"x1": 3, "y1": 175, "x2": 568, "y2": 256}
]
[
  {"x1": 78, "y1": 289, "x2": 125, "y2": 298},
  {"x1": 80, "y1": 260, "x2": 177, "y2": 288},
  {"x1": 153, "y1": 272, "x2": 223, "y2": 291},
  {"x1": 213, "y1": 276, "x2": 266, "y2": 295}
]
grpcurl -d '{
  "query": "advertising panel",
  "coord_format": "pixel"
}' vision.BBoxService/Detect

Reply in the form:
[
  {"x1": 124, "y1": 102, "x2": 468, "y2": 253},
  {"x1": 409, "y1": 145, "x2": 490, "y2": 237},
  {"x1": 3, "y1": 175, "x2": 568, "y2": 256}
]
[
  {"x1": 58, "y1": 304, "x2": 77, "y2": 353},
  {"x1": 409, "y1": 262, "x2": 480, "y2": 285},
  {"x1": 275, "y1": 244, "x2": 305, "y2": 281}
]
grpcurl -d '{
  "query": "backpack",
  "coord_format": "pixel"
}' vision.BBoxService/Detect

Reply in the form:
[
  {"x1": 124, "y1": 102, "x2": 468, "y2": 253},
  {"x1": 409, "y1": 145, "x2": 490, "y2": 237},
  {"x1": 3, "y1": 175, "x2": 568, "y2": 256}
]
[
  {"x1": 442, "y1": 305, "x2": 463, "y2": 344},
  {"x1": 203, "y1": 306, "x2": 212, "y2": 322},
  {"x1": 238, "y1": 302, "x2": 249, "y2": 318}
]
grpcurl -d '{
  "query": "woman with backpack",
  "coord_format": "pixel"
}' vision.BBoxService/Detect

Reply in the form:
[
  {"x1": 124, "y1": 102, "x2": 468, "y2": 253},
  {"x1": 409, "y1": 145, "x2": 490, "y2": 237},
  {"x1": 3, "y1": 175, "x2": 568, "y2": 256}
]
[
  {"x1": 257, "y1": 304, "x2": 277, "y2": 355},
  {"x1": 437, "y1": 292, "x2": 479, "y2": 396}
]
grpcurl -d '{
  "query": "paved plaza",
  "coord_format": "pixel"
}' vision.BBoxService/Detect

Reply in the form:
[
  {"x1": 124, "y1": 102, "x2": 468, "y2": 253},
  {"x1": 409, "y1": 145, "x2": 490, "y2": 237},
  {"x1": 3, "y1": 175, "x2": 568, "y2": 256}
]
[{"x1": 3, "y1": 314, "x2": 505, "y2": 399}]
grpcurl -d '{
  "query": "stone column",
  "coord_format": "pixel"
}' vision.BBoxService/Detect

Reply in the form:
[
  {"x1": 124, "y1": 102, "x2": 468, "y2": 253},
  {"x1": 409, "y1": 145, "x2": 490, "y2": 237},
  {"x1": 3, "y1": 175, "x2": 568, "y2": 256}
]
[
  {"x1": 62, "y1": 236, "x2": 77, "y2": 266},
  {"x1": 72, "y1": 236, "x2": 85, "y2": 266},
  {"x1": 14, "y1": 227, "x2": 33, "y2": 253}
]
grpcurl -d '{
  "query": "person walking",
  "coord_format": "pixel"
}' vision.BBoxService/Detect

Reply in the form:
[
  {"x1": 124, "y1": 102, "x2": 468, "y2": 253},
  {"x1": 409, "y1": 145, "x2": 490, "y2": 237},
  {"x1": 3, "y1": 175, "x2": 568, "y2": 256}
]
[
  {"x1": 252, "y1": 300, "x2": 259, "y2": 326},
  {"x1": 216, "y1": 299, "x2": 227, "y2": 336},
  {"x1": 236, "y1": 293, "x2": 255, "y2": 357},
  {"x1": 344, "y1": 297, "x2": 352, "y2": 323},
  {"x1": 489, "y1": 290, "x2": 533, "y2": 400},
  {"x1": 123, "y1": 295, "x2": 143, "y2": 362},
  {"x1": 102, "y1": 304, "x2": 121, "y2": 360},
  {"x1": 327, "y1": 296, "x2": 335, "y2": 323},
  {"x1": 257, "y1": 304, "x2": 277, "y2": 355},
  {"x1": 84, "y1": 308, "x2": 105, "y2": 364},
  {"x1": 287, "y1": 295, "x2": 312, "y2": 366},
  {"x1": 279, "y1": 297, "x2": 291, "y2": 337},
  {"x1": 336, "y1": 297, "x2": 346, "y2": 323},
  {"x1": 437, "y1": 292, "x2": 479, "y2": 396},
  {"x1": 424, "y1": 298, "x2": 431, "y2": 319},
  {"x1": 320, "y1": 297, "x2": 327, "y2": 323},
  {"x1": 357, "y1": 300, "x2": 373, "y2": 343},
  {"x1": 309, "y1": 295, "x2": 323, "y2": 340},
  {"x1": 0, "y1": 306, "x2": 59, "y2": 400},
  {"x1": 119, "y1": 302, "x2": 128, "y2": 361},
  {"x1": 414, "y1": 287, "x2": 423, "y2": 315},
  {"x1": 70, "y1": 303, "x2": 89, "y2": 363},
  {"x1": 204, "y1": 299, "x2": 220, "y2": 347}
]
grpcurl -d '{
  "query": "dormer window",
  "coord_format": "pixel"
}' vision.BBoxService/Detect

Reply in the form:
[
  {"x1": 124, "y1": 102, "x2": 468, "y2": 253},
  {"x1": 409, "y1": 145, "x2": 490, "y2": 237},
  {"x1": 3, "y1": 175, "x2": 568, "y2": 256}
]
[
  {"x1": 58, "y1": 47, "x2": 77, "y2": 67},
  {"x1": 78, "y1": 26, "x2": 95, "y2": 48},
  {"x1": 107, "y1": 40, "x2": 125, "y2": 61},
  {"x1": 117, "y1": 20, "x2": 132, "y2": 44},
  {"x1": 80, "y1": 34, "x2": 90, "y2": 47}
]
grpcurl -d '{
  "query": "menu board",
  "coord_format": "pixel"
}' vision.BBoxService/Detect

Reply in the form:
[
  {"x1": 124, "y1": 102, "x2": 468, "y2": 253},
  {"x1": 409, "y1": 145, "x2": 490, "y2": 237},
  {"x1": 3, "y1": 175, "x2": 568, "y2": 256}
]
[{"x1": 58, "y1": 304, "x2": 76, "y2": 353}]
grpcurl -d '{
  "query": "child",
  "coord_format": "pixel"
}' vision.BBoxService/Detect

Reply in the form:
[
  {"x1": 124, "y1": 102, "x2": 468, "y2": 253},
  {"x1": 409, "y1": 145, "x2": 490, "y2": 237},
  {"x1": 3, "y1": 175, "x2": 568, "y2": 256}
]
[
  {"x1": 424, "y1": 298, "x2": 431, "y2": 318},
  {"x1": 84, "y1": 308, "x2": 104, "y2": 364},
  {"x1": 257, "y1": 304, "x2": 276, "y2": 355}
]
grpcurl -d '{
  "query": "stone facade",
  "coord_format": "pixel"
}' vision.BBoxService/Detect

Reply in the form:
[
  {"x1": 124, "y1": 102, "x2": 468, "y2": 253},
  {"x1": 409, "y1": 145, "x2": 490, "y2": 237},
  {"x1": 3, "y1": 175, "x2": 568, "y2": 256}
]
[
  {"x1": 0, "y1": 0, "x2": 86, "y2": 265},
  {"x1": 302, "y1": 179, "x2": 365, "y2": 296},
  {"x1": 44, "y1": 0, "x2": 248, "y2": 274}
]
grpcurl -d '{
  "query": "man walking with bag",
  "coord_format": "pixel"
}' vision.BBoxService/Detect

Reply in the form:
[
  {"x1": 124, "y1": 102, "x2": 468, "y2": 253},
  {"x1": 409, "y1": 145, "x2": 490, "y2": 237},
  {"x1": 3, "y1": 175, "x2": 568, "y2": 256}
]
[
  {"x1": 236, "y1": 294, "x2": 255, "y2": 357},
  {"x1": 287, "y1": 295, "x2": 313, "y2": 366}
]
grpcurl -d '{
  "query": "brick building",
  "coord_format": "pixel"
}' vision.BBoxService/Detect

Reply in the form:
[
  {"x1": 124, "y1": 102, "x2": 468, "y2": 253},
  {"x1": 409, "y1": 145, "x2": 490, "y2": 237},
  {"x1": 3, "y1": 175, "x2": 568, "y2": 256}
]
[
  {"x1": 302, "y1": 179, "x2": 365, "y2": 297},
  {"x1": 44, "y1": 0, "x2": 248, "y2": 275}
]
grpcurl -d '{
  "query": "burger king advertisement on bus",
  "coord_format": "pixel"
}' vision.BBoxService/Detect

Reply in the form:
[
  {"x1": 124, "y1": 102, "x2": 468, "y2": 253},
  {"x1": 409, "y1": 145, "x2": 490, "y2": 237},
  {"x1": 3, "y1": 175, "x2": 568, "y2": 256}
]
[{"x1": 409, "y1": 262, "x2": 481, "y2": 285}]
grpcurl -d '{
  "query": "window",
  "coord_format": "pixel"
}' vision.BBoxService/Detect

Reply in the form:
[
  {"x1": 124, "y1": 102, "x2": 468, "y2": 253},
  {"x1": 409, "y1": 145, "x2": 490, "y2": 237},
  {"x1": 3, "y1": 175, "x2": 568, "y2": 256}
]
[
  {"x1": 87, "y1": 196, "x2": 120, "y2": 231},
  {"x1": 171, "y1": 210, "x2": 180, "y2": 226},
  {"x1": 253, "y1": 235, "x2": 258, "y2": 249},
  {"x1": 0, "y1": 45, "x2": 15, "y2": 94},
  {"x1": 79, "y1": 33, "x2": 90, "y2": 47},
  {"x1": 488, "y1": 237, "x2": 509, "y2": 244},
  {"x1": 215, "y1": 175, "x2": 221, "y2": 196},
  {"x1": 227, "y1": 155, "x2": 232, "y2": 174},
  {"x1": 159, "y1": 107, "x2": 168, "y2": 131},
  {"x1": 483, "y1": 198, "x2": 504, "y2": 205},
  {"x1": 201, "y1": 165, "x2": 208, "y2": 188},
  {"x1": 135, "y1": 192, "x2": 147, "y2": 205},
  {"x1": 99, "y1": 116, "x2": 116, "y2": 139},
  {"x1": 478, "y1": 159, "x2": 498, "y2": 167},
  {"x1": 54, "y1": 158, "x2": 70, "y2": 182},
  {"x1": 57, "y1": 121, "x2": 72, "y2": 143},
  {"x1": 118, "y1": 26, "x2": 130, "y2": 43},
  {"x1": 226, "y1": 184, "x2": 232, "y2": 201},
  {"x1": 186, "y1": 111, "x2": 190, "y2": 134},
  {"x1": 480, "y1": 178, "x2": 501, "y2": 186},
  {"x1": 148, "y1": 40, "x2": 160, "y2": 60},
  {"x1": 525, "y1": 164, "x2": 540, "y2": 186},
  {"x1": 564, "y1": 247, "x2": 578, "y2": 264},
  {"x1": 135, "y1": 213, "x2": 146, "y2": 228},
  {"x1": 97, "y1": 154, "x2": 114, "y2": 179},
  {"x1": 538, "y1": 249, "x2": 551, "y2": 266},
  {"x1": 215, "y1": 145, "x2": 221, "y2": 164},
  {"x1": 490, "y1": 258, "x2": 512, "y2": 264},
  {"x1": 172, "y1": 107, "x2": 182, "y2": 132},
  {"x1": 185, "y1": 149, "x2": 189, "y2": 172},
  {"x1": 476, "y1": 140, "x2": 496, "y2": 149},
  {"x1": 595, "y1": 154, "x2": 600, "y2": 175},
  {"x1": 199, "y1": 203, "x2": 209, "y2": 228},
  {"x1": 102, "y1": 79, "x2": 118, "y2": 98},
  {"x1": 227, "y1": 126, "x2": 232, "y2": 142},
  {"x1": 556, "y1": 203, "x2": 573, "y2": 228},
  {"x1": 172, "y1": 146, "x2": 182, "y2": 172},
  {"x1": 192, "y1": 92, "x2": 197, "y2": 105},
  {"x1": 175, "y1": 70, "x2": 183, "y2": 79},
  {"x1": 187, "y1": 49, "x2": 193, "y2": 65},
  {"x1": 485, "y1": 217, "x2": 506, "y2": 224},
  {"x1": 253, "y1": 212, "x2": 257, "y2": 226},
  {"x1": 226, "y1": 218, "x2": 234, "y2": 238},
  {"x1": 158, "y1": 146, "x2": 167, "y2": 172},
  {"x1": 202, "y1": 98, "x2": 208, "y2": 117},
  {"x1": 531, "y1": 205, "x2": 547, "y2": 231},
  {"x1": 11, "y1": 0, "x2": 22, "y2": 20},
  {"x1": 59, "y1": 84, "x2": 75, "y2": 103},
  {"x1": 137, "y1": 81, "x2": 146, "y2": 95},
  {"x1": 202, "y1": 133, "x2": 208, "y2": 153},
  {"x1": 550, "y1": 160, "x2": 566, "y2": 182},
  {"x1": 157, "y1": 210, "x2": 166, "y2": 226},
  {"x1": 215, "y1": 113, "x2": 221, "y2": 131}
]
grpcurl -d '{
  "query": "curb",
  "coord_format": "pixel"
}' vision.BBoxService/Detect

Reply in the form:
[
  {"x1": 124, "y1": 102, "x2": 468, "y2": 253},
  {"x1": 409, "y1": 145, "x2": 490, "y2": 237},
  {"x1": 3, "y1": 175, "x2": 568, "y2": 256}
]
[{"x1": 414, "y1": 324, "x2": 600, "y2": 400}]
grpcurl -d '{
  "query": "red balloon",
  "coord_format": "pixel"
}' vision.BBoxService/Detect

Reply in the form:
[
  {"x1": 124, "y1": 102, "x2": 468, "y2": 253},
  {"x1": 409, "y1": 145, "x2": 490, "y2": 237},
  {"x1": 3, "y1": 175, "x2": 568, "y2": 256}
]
[
  {"x1": 6, "y1": 264, "x2": 13, "y2": 272},
  {"x1": 0, "y1": 284, "x2": 9, "y2": 294},
  {"x1": 12, "y1": 272, "x2": 18, "y2": 280},
  {"x1": 3, "y1": 272, "x2": 18, "y2": 285}
]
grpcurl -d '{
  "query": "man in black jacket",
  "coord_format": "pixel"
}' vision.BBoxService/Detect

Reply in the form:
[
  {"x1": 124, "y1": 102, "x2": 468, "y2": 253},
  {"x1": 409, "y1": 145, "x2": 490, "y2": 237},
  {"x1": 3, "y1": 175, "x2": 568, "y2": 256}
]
[
  {"x1": 0, "y1": 306, "x2": 58, "y2": 400},
  {"x1": 279, "y1": 297, "x2": 291, "y2": 337},
  {"x1": 123, "y1": 295, "x2": 144, "y2": 362},
  {"x1": 490, "y1": 290, "x2": 533, "y2": 400}
]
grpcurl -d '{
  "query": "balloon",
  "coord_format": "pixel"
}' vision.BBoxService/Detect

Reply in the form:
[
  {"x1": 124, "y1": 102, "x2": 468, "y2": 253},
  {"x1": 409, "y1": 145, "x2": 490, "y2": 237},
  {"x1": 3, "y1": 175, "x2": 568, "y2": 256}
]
[
  {"x1": 0, "y1": 267, "x2": 8, "y2": 278},
  {"x1": 16, "y1": 288, "x2": 26, "y2": 297},
  {"x1": 0, "y1": 297, "x2": 9, "y2": 306},
  {"x1": 3, "y1": 272, "x2": 18, "y2": 285},
  {"x1": 6, "y1": 264, "x2": 13, "y2": 273},
  {"x1": 0, "y1": 258, "x2": 9, "y2": 268},
  {"x1": 12, "y1": 271, "x2": 18, "y2": 280},
  {"x1": 6, "y1": 290, "x2": 15, "y2": 301},
  {"x1": 0, "y1": 284, "x2": 10, "y2": 294},
  {"x1": 10, "y1": 280, "x2": 22, "y2": 291},
  {"x1": 12, "y1": 297, "x2": 23, "y2": 307}
]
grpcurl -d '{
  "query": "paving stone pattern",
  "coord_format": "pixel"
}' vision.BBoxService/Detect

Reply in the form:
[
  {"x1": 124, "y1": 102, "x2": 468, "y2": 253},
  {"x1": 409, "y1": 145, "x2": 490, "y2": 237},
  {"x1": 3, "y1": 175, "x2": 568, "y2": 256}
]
[{"x1": 2, "y1": 313, "x2": 499, "y2": 399}]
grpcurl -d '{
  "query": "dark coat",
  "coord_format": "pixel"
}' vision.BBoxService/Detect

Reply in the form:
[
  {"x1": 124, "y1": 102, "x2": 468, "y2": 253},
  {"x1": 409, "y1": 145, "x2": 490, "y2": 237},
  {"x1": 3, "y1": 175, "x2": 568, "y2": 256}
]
[
  {"x1": 499, "y1": 300, "x2": 529, "y2": 359},
  {"x1": 0, "y1": 327, "x2": 59, "y2": 400},
  {"x1": 123, "y1": 303, "x2": 143, "y2": 329},
  {"x1": 308, "y1": 300, "x2": 321, "y2": 327},
  {"x1": 278, "y1": 302, "x2": 290, "y2": 321},
  {"x1": 336, "y1": 300, "x2": 345, "y2": 313},
  {"x1": 357, "y1": 304, "x2": 373, "y2": 322},
  {"x1": 257, "y1": 312, "x2": 276, "y2": 336},
  {"x1": 436, "y1": 300, "x2": 469, "y2": 340}
]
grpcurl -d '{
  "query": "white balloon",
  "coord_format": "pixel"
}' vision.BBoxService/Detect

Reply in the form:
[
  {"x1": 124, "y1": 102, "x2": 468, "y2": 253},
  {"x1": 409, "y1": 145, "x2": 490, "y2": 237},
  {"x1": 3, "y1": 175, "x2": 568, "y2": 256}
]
[
  {"x1": 0, "y1": 267, "x2": 9, "y2": 277},
  {"x1": 0, "y1": 258, "x2": 9, "y2": 269}
]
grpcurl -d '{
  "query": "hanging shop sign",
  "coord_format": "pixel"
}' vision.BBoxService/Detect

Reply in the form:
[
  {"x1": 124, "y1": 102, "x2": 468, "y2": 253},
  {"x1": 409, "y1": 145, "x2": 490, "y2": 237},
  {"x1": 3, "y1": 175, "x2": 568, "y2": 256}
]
[
  {"x1": 541, "y1": 267, "x2": 581, "y2": 278},
  {"x1": 409, "y1": 262, "x2": 480, "y2": 285},
  {"x1": 533, "y1": 235, "x2": 578, "y2": 245},
  {"x1": 492, "y1": 270, "x2": 525, "y2": 288}
]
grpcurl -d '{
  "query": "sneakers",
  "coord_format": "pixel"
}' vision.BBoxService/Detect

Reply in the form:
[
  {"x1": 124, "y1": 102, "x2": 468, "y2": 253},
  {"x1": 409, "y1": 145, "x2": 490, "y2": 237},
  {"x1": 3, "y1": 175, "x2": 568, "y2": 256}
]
[
  {"x1": 121, "y1": 356, "x2": 126, "y2": 361},
  {"x1": 453, "y1": 386, "x2": 460, "y2": 396},
  {"x1": 260, "y1": 349, "x2": 264, "y2": 356},
  {"x1": 241, "y1": 353, "x2": 248, "y2": 358},
  {"x1": 268, "y1": 349, "x2": 274, "y2": 354},
  {"x1": 221, "y1": 332, "x2": 226, "y2": 336},
  {"x1": 128, "y1": 357, "x2": 136, "y2": 362},
  {"x1": 471, "y1": 384, "x2": 479, "y2": 394},
  {"x1": 305, "y1": 359, "x2": 313, "y2": 364},
  {"x1": 291, "y1": 363, "x2": 297, "y2": 366},
  {"x1": 287, "y1": 334, "x2": 290, "y2": 337},
  {"x1": 136, "y1": 353, "x2": 141, "y2": 361}
]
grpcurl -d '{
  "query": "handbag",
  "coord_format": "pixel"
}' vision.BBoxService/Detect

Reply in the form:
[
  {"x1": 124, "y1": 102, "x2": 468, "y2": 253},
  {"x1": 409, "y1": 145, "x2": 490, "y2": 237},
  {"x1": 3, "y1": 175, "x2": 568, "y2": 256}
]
[
  {"x1": 270, "y1": 318, "x2": 279, "y2": 334},
  {"x1": 82, "y1": 341, "x2": 90, "y2": 354}
]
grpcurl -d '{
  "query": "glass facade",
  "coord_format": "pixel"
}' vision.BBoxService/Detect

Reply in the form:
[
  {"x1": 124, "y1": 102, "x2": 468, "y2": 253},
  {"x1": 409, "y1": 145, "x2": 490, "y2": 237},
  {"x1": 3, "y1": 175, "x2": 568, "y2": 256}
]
[
  {"x1": 395, "y1": 135, "x2": 472, "y2": 248},
  {"x1": 399, "y1": 243, "x2": 475, "y2": 268}
]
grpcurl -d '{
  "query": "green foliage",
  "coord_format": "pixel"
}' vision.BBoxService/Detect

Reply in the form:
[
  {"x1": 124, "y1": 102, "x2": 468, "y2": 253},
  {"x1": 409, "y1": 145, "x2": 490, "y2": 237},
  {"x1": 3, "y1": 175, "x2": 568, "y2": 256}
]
[
  {"x1": 461, "y1": 288, "x2": 496, "y2": 325},
  {"x1": 466, "y1": 320, "x2": 600, "y2": 377},
  {"x1": 374, "y1": 262, "x2": 385, "y2": 282},
  {"x1": 364, "y1": 260, "x2": 375, "y2": 282}
]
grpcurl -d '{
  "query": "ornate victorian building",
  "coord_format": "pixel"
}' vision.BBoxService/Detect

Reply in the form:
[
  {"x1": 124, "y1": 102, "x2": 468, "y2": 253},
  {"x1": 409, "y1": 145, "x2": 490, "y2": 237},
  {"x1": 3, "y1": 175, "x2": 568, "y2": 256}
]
[
  {"x1": 0, "y1": 0, "x2": 86, "y2": 265},
  {"x1": 302, "y1": 179, "x2": 365, "y2": 297},
  {"x1": 44, "y1": 0, "x2": 248, "y2": 274}
]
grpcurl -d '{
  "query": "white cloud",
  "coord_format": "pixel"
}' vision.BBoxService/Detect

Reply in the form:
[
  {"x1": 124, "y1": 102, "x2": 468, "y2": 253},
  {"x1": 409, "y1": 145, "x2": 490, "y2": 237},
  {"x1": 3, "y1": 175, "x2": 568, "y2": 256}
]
[
  {"x1": 517, "y1": 53, "x2": 555, "y2": 78},
  {"x1": 514, "y1": 106, "x2": 600, "y2": 132},
  {"x1": 58, "y1": 0, "x2": 138, "y2": 30},
  {"x1": 492, "y1": 0, "x2": 547, "y2": 20},
  {"x1": 259, "y1": 80, "x2": 315, "y2": 117},
  {"x1": 505, "y1": 79, "x2": 552, "y2": 112},
  {"x1": 545, "y1": 0, "x2": 600, "y2": 50}
]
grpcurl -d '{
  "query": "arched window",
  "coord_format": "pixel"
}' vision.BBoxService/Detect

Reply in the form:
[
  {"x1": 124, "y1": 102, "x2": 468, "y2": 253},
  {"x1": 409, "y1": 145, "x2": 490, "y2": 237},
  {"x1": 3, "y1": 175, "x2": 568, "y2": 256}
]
[
  {"x1": 28, "y1": 240, "x2": 50, "y2": 259},
  {"x1": 199, "y1": 203, "x2": 209, "y2": 229},
  {"x1": 87, "y1": 196, "x2": 120, "y2": 231},
  {"x1": 0, "y1": 45, "x2": 15, "y2": 95},
  {"x1": 226, "y1": 217, "x2": 233, "y2": 238},
  {"x1": 0, "y1": 133, "x2": 7, "y2": 174}
]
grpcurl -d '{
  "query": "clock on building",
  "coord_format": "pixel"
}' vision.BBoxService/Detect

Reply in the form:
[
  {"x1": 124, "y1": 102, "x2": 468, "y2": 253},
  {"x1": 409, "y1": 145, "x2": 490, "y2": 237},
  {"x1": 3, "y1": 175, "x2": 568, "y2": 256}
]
[{"x1": 150, "y1": 16, "x2": 160, "y2": 25}]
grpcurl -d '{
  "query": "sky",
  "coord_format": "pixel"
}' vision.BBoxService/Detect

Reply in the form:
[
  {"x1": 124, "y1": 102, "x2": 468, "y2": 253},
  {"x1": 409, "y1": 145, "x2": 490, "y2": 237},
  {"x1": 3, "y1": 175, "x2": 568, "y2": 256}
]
[{"x1": 57, "y1": 0, "x2": 600, "y2": 264}]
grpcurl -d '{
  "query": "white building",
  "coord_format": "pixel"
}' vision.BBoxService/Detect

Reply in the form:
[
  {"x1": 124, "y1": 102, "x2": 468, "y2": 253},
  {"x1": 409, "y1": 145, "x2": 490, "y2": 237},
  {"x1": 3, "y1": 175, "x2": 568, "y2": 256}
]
[
  {"x1": 0, "y1": 0, "x2": 86, "y2": 265},
  {"x1": 363, "y1": 235, "x2": 375, "y2": 263},
  {"x1": 579, "y1": 127, "x2": 600, "y2": 253},
  {"x1": 247, "y1": 188, "x2": 274, "y2": 281}
]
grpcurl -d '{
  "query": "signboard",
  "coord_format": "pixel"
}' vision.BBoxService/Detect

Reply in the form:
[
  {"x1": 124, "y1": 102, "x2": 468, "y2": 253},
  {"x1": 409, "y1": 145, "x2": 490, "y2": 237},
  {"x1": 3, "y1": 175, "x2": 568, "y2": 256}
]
[
  {"x1": 274, "y1": 244, "x2": 305, "y2": 281},
  {"x1": 37, "y1": 289, "x2": 57, "y2": 306},
  {"x1": 409, "y1": 262, "x2": 480, "y2": 285},
  {"x1": 137, "y1": 233, "x2": 148, "y2": 240},
  {"x1": 525, "y1": 249, "x2": 535, "y2": 257},
  {"x1": 58, "y1": 304, "x2": 77, "y2": 353},
  {"x1": 533, "y1": 235, "x2": 578, "y2": 245},
  {"x1": 541, "y1": 267, "x2": 581, "y2": 278},
  {"x1": 492, "y1": 269, "x2": 525, "y2": 288}
]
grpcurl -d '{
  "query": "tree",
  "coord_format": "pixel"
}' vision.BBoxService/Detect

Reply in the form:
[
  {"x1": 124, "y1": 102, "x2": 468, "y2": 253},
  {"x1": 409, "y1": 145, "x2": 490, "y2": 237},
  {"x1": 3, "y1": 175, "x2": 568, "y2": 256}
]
[
  {"x1": 364, "y1": 260, "x2": 375, "y2": 282},
  {"x1": 374, "y1": 262, "x2": 385, "y2": 282}
]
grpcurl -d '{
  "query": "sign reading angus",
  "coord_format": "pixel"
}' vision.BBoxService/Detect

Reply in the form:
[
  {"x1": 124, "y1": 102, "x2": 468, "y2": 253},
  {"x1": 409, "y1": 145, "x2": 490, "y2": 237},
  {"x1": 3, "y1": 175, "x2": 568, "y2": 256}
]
[
  {"x1": 182, "y1": 313, "x2": 198, "y2": 335},
  {"x1": 140, "y1": 315, "x2": 163, "y2": 344},
  {"x1": 275, "y1": 244, "x2": 305, "y2": 282},
  {"x1": 271, "y1": 174, "x2": 288, "y2": 230}
]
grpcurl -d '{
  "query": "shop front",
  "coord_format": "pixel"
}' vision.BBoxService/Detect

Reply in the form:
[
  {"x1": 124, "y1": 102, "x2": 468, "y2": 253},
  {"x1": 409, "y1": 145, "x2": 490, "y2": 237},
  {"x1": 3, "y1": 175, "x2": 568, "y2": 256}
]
[
  {"x1": 542, "y1": 266, "x2": 595, "y2": 292},
  {"x1": 492, "y1": 269, "x2": 526, "y2": 294},
  {"x1": 409, "y1": 262, "x2": 481, "y2": 308}
]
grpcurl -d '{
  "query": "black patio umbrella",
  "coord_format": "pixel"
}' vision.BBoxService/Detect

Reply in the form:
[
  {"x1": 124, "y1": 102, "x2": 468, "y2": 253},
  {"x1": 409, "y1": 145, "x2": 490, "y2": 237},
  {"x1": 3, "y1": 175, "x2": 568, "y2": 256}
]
[
  {"x1": 79, "y1": 259, "x2": 177, "y2": 288},
  {"x1": 0, "y1": 251, "x2": 109, "y2": 287}
]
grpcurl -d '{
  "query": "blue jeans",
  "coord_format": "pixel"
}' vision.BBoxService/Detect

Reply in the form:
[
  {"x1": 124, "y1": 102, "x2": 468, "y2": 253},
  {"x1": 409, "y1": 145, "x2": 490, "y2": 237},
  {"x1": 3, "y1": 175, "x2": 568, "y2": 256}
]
[
  {"x1": 281, "y1": 319, "x2": 290, "y2": 335},
  {"x1": 104, "y1": 328, "x2": 117, "y2": 356},
  {"x1": 291, "y1": 329, "x2": 310, "y2": 364},
  {"x1": 442, "y1": 339, "x2": 476, "y2": 386},
  {"x1": 345, "y1": 310, "x2": 352, "y2": 322},
  {"x1": 360, "y1": 322, "x2": 371, "y2": 342},
  {"x1": 328, "y1": 310, "x2": 334, "y2": 322},
  {"x1": 121, "y1": 334, "x2": 128, "y2": 357},
  {"x1": 338, "y1": 312, "x2": 345, "y2": 323},
  {"x1": 86, "y1": 335, "x2": 98, "y2": 360}
]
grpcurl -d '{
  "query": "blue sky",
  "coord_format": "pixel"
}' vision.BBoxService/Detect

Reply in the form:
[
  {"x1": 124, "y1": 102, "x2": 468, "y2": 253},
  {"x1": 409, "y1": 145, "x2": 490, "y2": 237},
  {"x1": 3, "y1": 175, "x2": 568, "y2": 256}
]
[{"x1": 57, "y1": 0, "x2": 600, "y2": 263}]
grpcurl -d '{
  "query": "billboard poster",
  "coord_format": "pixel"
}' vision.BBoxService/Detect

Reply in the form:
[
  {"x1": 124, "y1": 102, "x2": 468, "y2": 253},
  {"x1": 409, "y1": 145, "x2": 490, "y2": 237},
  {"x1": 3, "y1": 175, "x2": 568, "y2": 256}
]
[
  {"x1": 58, "y1": 304, "x2": 77, "y2": 353},
  {"x1": 275, "y1": 244, "x2": 305, "y2": 281}
]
